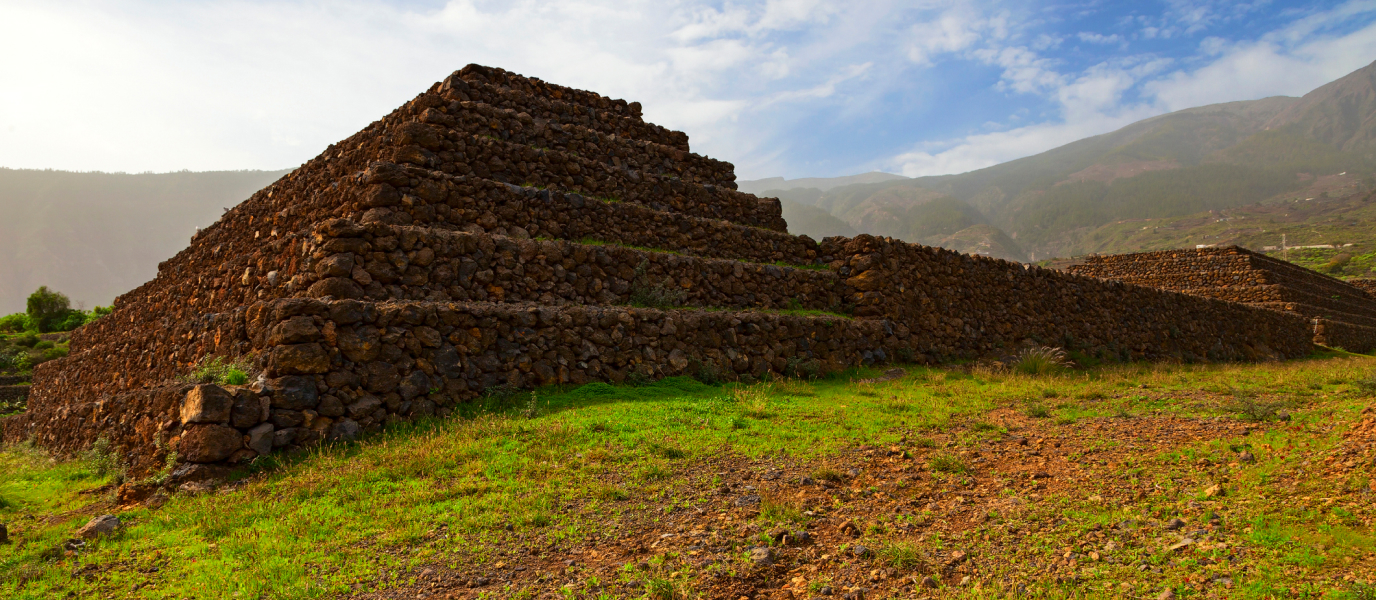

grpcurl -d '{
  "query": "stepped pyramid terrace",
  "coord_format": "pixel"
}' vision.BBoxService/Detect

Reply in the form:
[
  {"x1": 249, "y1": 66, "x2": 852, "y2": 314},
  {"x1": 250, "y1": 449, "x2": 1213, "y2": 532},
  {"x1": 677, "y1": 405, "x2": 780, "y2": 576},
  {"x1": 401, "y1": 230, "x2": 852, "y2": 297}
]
[
  {"x1": 0, "y1": 66, "x2": 1326, "y2": 476},
  {"x1": 1069, "y1": 247, "x2": 1376, "y2": 353}
]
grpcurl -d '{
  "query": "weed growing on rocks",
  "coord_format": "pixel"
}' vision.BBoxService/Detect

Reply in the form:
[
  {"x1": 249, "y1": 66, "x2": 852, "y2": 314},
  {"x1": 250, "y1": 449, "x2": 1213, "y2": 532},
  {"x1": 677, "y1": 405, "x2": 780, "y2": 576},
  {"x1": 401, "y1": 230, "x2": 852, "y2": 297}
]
[{"x1": 181, "y1": 354, "x2": 254, "y2": 386}]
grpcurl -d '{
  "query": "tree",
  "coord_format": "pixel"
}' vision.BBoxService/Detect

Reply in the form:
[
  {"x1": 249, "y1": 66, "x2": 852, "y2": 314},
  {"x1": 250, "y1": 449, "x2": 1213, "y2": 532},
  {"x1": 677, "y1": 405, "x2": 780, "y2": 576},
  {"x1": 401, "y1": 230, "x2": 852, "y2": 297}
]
[{"x1": 26, "y1": 286, "x2": 72, "y2": 333}]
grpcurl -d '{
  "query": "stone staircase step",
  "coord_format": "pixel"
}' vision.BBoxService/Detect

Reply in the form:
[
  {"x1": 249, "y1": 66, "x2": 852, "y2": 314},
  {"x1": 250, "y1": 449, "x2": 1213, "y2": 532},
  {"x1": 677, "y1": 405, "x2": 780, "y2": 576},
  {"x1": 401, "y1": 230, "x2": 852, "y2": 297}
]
[
  {"x1": 357, "y1": 173, "x2": 817, "y2": 265},
  {"x1": 1248, "y1": 302, "x2": 1376, "y2": 329},
  {"x1": 380, "y1": 130, "x2": 779, "y2": 230},
  {"x1": 302, "y1": 220, "x2": 843, "y2": 311},
  {"x1": 1177, "y1": 285, "x2": 1376, "y2": 321},
  {"x1": 450, "y1": 64, "x2": 690, "y2": 151},
  {"x1": 426, "y1": 99, "x2": 732, "y2": 187}
]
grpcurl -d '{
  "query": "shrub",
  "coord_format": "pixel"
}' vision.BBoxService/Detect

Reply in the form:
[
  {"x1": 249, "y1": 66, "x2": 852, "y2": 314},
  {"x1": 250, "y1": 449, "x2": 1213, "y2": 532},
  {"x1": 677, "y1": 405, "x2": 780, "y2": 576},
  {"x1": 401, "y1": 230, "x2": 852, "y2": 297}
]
[
  {"x1": 689, "y1": 359, "x2": 722, "y2": 386},
  {"x1": 759, "y1": 494, "x2": 804, "y2": 523},
  {"x1": 1355, "y1": 372, "x2": 1376, "y2": 397},
  {"x1": 14, "y1": 333, "x2": 39, "y2": 348},
  {"x1": 82, "y1": 437, "x2": 126, "y2": 483},
  {"x1": 1013, "y1": 346, "x2": 1072, "y2": 375},
  {"x1": 811, "y1": 467, "x2": 845, "y2": 483},
  {"x1": 0, "y1": 348, "x2": 21, "y2": 371},
  {"x1": 0, "y1": 313, "x2": 30, "y2": 333},
  {"x1": 877, "y1": 540, "x2": 924, "y2": 569},
  {"x1": 783, "y1": 356, "x2": 822, "y2": 380},
  {"x1": 85, "y1": 305, "x2": 113, "y2": 324},
  {"x1": 34, "y1": 340, "x2": 54, "y2": 350}
]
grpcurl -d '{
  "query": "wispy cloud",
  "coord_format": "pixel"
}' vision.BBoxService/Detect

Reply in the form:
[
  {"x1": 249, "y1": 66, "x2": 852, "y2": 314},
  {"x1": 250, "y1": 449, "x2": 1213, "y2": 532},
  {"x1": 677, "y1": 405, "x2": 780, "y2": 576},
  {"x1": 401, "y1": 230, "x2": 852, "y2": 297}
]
[
  {"x1": 1, "y1": 0, "x2": 1373, "y2": 181},
  {"x1": 888, "y1": 0, "x2": 1376, "y2": 178}
]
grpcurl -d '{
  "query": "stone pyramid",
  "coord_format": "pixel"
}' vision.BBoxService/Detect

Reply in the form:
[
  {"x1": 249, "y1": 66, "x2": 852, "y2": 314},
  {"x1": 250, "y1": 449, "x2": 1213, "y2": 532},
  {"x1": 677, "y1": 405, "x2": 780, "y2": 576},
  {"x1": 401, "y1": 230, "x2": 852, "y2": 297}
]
[
  {"x1": 1069, "y1": 247, "x2": 1376, "y2": 352},
  {"x1": 0, "y1": 66, "x2": 1320, "y2": 475}
]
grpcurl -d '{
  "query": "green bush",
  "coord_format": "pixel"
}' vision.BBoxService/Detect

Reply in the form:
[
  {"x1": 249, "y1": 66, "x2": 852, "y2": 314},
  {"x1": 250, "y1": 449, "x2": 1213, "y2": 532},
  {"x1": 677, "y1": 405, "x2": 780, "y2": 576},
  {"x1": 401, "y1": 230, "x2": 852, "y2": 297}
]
[
  {"x1": 33, "y1": 340, "x2": 54, "y2": 350},
  {"x1": 14, "y1": 333, "x2": 39, "y2": 348},
  {"x1": 0, "y1": 313, "x2": 30, "y2": 333},
  {"x1": 85, "y1": 305, "x2": 113, "y2": 324},
  {"x1": 54, "y1": 311, "x2": 87, "y2": 332}
]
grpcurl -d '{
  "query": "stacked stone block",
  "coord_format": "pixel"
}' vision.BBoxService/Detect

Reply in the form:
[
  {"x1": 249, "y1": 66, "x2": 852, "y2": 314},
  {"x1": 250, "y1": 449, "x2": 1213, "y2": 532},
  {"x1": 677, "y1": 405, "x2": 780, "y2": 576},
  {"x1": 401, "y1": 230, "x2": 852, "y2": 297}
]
[
  {"x1": 0, "y1": 66, "x2": 1322, "y2": 477},
  {"x1": 1069, "y1": 246, "x2": 1376, "y2": 352}
]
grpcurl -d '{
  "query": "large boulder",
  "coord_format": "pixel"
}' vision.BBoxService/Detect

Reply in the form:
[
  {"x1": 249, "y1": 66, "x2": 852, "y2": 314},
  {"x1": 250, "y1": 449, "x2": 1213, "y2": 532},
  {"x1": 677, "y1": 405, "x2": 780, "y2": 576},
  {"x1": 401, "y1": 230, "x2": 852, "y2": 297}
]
[
  {"x1": 177, "y1": 424, "x2": 243, "y2": 463},
  {"x1": 181, "y1": 385, "x2": 233, "y2": 424}
]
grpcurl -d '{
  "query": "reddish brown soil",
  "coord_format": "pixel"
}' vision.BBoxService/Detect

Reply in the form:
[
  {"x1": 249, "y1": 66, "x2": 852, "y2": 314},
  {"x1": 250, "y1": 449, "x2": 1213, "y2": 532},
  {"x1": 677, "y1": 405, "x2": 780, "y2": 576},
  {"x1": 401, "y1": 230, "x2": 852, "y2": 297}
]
[{"x1": 349, "y1": 410, "x2": 1302, "y2": 599}]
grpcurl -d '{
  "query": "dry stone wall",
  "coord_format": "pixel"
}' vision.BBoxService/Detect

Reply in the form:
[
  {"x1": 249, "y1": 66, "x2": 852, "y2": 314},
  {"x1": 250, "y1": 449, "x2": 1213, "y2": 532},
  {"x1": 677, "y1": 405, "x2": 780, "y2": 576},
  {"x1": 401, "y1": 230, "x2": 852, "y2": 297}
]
[
  {"x1": 821, "y1": 236, "x2": 1314, "y2": 363},
  {"x1": 0, "y1": 65, "x2": 1328, "y2": 479},
  {"x1": 1068, "y1": 246, "x2": 1376, "y2": 352}
]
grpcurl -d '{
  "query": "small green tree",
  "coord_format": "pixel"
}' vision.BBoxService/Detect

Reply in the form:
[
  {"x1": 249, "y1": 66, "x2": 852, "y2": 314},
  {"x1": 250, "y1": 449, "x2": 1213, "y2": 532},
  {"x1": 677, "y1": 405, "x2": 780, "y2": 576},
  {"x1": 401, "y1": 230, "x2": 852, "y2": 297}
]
[{"x1": 27, "y1": 286, "x2": 72, "y2": 333}]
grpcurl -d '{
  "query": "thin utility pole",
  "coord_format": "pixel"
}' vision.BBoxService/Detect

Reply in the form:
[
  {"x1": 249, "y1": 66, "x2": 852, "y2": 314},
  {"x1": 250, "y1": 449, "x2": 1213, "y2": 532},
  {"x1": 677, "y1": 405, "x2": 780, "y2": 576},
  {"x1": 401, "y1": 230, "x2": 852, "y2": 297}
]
[{"x1": 1282, "y1": 233, "x2": 1289, "y2": 262}]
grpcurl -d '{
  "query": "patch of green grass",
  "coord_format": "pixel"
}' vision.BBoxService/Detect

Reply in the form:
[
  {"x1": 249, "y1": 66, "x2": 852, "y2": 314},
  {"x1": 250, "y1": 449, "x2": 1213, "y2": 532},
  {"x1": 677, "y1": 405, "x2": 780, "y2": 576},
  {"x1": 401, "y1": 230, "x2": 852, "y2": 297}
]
[
  {"x1": 928, "y1": 452, "x2": 968, "y2": 474},
  {"x1": 759, "y1": 494, "x2": 804, "y2": 524},
  {"x1": 876, "y1": 540, "x2": 924, "y2": 569},
  {"x1": 5, "y1": 354, "x2": 1376, "y2": 598}
]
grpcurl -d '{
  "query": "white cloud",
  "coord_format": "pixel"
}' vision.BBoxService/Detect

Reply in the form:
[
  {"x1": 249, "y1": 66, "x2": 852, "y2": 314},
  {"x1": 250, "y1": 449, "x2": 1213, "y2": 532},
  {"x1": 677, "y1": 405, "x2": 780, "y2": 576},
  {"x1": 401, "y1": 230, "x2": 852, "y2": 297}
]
[
  {"x1": 1148, "y1": 4, "x2": 1376, "y2": 111},
  {"x1": 890, "y1": 58, "x2": 1161, "y2": 176},
  {"x1": 0, "y1": 0, "x2": 935, "y2": 179},
  {"x1": 1076, "y1": 32, "x2": 1122, "y2": 44},
  {"x1": 908, "y1": 10, "x2": 984, "y2": 64},
  {"x1": 889, "y1": 0, "x2": 1376, "y2": 178}
]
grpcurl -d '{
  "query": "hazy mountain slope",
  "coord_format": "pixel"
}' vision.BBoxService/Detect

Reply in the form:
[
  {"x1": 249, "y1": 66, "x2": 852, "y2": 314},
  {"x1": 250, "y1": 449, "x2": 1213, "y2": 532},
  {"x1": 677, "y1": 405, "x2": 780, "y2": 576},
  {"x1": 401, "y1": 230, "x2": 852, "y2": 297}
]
[
  {"x1": 776, "y1": 197, "x2": 857, "y2": 239},
  {"x1": 737, "y1": 171, "x2": 908, "y2": 195},
  {"x1": 1264, "y1": 59, "x2": 1376, "y2": 152},
  {"x1": 793, "y1": 59, "x2": 1376, "y2": 261},
  {"x1": 932, "y1": 224, "x2": 1027, "y2": 262},
  {"x1": 0, "y1": 168, "x2": 289, "y2": 313}
]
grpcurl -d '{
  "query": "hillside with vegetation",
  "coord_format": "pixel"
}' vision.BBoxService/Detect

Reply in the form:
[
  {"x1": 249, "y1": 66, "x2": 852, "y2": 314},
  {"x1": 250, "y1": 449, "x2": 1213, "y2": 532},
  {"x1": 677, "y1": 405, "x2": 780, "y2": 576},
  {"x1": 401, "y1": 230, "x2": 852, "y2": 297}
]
[
  {"x1": 0, "y1": 168, "x2": 289, "y2": 314},
  {"x1": 756, "y1": 60, "x2": 1376, "y2": 264}
]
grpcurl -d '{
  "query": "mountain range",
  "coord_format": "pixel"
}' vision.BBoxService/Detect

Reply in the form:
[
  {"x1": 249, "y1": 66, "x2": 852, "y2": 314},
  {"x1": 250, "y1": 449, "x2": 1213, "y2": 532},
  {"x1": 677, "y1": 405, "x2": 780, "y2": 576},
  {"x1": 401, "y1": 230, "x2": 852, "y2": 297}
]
[{"x1": 742, "y1": 59, "x2": 1376, "y2": 263}]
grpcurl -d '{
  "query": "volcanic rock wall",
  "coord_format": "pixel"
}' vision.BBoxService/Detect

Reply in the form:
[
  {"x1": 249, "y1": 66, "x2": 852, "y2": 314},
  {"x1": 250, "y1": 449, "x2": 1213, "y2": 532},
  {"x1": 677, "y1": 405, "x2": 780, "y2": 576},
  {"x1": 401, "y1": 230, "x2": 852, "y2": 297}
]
[
  {"x1": 1068, "y1": 246, "x2": 1376, "y2": 352},
  {"x1": 823, "y1": 237, "x2": 1313, "y2": 363},
  {"x1": 0, "y1": 65, "x2": 1322, "y2": 477}
]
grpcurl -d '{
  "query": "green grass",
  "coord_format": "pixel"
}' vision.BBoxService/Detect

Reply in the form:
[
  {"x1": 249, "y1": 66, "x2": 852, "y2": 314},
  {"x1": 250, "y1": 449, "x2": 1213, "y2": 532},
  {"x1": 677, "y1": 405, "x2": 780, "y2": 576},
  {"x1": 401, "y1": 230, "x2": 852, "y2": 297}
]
[{"x1": 4, "y1": 354, "x2": 1376, "y2": 598}]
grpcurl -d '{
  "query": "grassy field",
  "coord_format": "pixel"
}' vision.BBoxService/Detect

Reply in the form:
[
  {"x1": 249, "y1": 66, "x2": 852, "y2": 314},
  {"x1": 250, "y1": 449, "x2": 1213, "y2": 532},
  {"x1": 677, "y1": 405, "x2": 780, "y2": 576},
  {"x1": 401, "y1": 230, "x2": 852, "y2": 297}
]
[{"x1": 3, "y1": 352, "x2": 1376, "y2": 599}]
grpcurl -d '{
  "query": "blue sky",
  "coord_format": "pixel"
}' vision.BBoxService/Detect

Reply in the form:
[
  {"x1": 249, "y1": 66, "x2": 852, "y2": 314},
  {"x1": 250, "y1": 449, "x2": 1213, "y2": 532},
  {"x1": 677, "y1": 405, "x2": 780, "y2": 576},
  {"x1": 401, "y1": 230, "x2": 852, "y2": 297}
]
[{"x1": 2, "y1": 1, "x2": 1375, "y2": 180}]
